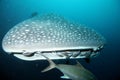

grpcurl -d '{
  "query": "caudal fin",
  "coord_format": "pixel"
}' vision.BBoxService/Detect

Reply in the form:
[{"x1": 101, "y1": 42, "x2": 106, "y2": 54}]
[{"x1": 41, "y1": 54, "x2": 56, "y2": 72}]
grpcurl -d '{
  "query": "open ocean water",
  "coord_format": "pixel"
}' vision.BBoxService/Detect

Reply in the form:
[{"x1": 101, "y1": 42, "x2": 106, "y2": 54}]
[{"x1": 0, "y1": 0, "x2": 120, "y2": 80}]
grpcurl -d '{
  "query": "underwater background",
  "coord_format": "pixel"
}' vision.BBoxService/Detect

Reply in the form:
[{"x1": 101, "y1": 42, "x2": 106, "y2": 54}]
[{"x1": 0, "y1": 0, "x2": 120, "y2": 80}]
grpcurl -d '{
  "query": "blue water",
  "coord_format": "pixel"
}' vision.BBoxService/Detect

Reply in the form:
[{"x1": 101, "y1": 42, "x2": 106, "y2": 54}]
[{"x1": 0, "y1": 0, "x2": 120, "y2": 80}]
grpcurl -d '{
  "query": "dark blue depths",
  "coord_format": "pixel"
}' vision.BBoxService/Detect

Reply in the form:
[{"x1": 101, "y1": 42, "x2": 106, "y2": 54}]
[{"x1": 0, "y1": 0, "x2": 120, "y2": 80}]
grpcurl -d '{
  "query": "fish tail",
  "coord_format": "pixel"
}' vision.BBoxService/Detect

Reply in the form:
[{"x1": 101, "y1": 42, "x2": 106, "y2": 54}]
[{"x1": 41, "y1": 54, "x2": 56, "y2": 72}]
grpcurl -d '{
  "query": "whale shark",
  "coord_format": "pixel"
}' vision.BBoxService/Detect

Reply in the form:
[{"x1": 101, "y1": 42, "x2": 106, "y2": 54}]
[{"x1": 2, "y1": 14, "x2": 105, "y2": 61}]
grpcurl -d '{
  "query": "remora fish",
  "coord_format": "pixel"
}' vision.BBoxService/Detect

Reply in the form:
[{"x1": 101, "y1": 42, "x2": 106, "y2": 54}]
[{"x1": 41, "y1": 55, "x2": 97, "y2": 80}]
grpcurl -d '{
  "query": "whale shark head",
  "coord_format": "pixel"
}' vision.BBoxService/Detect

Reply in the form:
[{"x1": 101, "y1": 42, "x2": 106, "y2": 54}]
[{"x1": 2, "y1": 14, "x2": 105, "y2": 60}]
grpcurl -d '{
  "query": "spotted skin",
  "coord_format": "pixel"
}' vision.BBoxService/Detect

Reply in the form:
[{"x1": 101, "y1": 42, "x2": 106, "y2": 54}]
[{"x1": 2, "y1": 14, "x2": 105, "y2": 53}]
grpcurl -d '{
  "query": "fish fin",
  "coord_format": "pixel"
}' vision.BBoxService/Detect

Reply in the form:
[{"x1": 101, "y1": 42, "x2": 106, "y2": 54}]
[
  {"x1": 41, "y1": 54, "x2": 56, "y2": 73},
  {"x1": 76, "y1": 60, "x2": 84, "y2": 68},
  {"x1": 61, "y1": 74, "x2": 70, "y2": 79}
]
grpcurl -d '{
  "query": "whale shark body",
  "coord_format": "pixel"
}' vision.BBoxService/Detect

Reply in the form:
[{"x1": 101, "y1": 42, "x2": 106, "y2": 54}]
[{"x1": 2, "y1": 14, "x2": 105, "y2": 61}]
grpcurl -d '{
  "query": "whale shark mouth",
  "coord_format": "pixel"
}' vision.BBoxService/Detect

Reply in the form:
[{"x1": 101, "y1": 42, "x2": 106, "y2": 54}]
[
  {"x1": 2, "y1": 14, "x2": 105, "y2": 61},
  {"x1": 12, "y1": 47, "x2": 101, "y2": 61}
]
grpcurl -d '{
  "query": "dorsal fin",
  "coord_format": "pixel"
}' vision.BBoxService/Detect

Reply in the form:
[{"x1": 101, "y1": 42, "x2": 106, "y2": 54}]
[{"x1": 76, "y1": 60, "x2": 84, "y2": 68}]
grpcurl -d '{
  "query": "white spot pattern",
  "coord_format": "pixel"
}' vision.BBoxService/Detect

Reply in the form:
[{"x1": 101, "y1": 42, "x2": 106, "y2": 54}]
[{"x1": 2, "y1": 14, "x2": 105, "y2": 53}]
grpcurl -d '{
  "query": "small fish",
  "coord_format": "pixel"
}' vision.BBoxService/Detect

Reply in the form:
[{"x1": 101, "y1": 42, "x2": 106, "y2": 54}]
[{"x1": 41, "y1": 54, "x2": 97, "y2": 80}]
